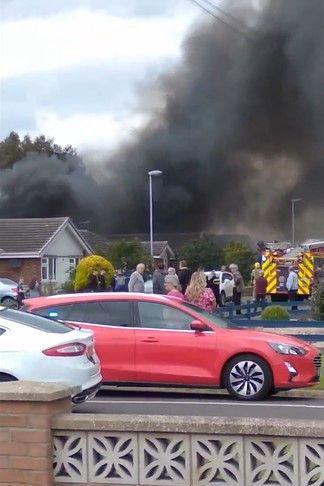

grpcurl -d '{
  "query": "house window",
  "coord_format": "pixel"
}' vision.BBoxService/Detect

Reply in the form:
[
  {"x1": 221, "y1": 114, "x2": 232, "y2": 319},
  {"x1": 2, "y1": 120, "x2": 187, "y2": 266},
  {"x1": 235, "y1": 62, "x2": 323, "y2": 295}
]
[
  {"x1": 68, "y1": 258, "x2": 79, "y2": 273},
  {"x1": 42, "y1": 257, "x2": 57, "y2": 281}
]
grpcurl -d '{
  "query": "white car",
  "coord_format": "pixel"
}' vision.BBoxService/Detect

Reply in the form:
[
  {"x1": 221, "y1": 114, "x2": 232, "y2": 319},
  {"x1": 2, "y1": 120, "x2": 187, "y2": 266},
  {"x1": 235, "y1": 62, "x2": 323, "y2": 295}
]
[
  {"x1": 205, "y1": 271, "x2": 235, "y2": 306},
  {"x1": 0, "y1": 278, "x2": 18, "y2": 308},
  {"x1": 0, "y1": 306, "x2": 102, "y2": 403}
]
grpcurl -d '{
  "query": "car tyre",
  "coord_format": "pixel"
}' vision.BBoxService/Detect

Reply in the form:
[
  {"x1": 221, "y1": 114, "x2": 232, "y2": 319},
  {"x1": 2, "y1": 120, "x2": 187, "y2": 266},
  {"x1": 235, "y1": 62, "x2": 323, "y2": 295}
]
[
  {"x1": 1, "y1": 297, "x2": 17, "y2": 309},
  {"x1": 220, "y1": 292, "x2": 226, "y2": 307},
  {"x1": 223, "y1": 354, "x2": 272, "y2": 401}
]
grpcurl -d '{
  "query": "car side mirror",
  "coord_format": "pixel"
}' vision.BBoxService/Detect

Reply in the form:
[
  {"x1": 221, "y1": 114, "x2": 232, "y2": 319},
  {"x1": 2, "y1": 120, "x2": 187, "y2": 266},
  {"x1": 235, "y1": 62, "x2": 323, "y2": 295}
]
[{"x1": 191, "y1": 320, "x2": 207, "y2": 332}]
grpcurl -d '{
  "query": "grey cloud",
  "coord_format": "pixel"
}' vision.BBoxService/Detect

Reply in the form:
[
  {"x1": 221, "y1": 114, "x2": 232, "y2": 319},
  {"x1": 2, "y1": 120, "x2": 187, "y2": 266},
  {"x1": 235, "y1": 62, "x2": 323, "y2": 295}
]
[{"x1": 0, "y1": 61, "x2": 149, "y2": 138}]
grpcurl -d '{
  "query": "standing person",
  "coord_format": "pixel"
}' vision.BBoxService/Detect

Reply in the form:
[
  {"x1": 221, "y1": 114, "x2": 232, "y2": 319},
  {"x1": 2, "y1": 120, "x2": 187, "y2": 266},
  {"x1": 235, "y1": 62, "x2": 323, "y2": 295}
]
[
  {"x1": 221, "y1": 265, "x2": 227, "y2": 272},
  {"x1": 251, "y1": 262, "x2": 262, "y2": 301},
  {"x1": 255, "y1": 270, "x2": 268, "y2": 303},
  {"x1": 178, "y1": 260, "x2": 192, "y2": 293},
  {"x1": 87, "y1": 270, "x2": 99, "y2": 292},
  {"x1": 229, "y1": 264, "x2": 245, "y2": 313},
  {"x1": 167, "y1": 267, "x2": 180, "y2": 286},
  {"x1": 153, "y1": 262, "x2": 165, "y2": 294},
  {"x1": 114, "y1": 269, "x2": 127, "y2": 292},
  {"x1": 128, "y1": 263, "x2": 145, "y2": 293},
  {"x1": 17, "y1": 277, "x2": 25, "y2": 309},
  {"x1": 29, "y1": 277, "x2": 41, "y2": 298},
  {"x1": 98, "y1": 269, "x2": 107, "y2": 292},
  {"x1": 185, "y1": 271, "x2": 216, "y2": 312},
  {"x1": 287, "y1": 266, "x2": 298, "y2": 309},
  {"x1": 206, "y1": 271, "x2": 221, "y2": 307},
  {"x1": 164, "y1": 275, "x2": 184, "y2": 300}
]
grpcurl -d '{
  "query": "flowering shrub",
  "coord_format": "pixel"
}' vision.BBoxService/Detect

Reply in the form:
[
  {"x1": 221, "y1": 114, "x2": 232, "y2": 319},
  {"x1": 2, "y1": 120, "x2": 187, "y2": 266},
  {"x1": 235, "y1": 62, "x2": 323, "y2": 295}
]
[{"x1": 74, "y1": 255, "x2": 114, "y2": 291}]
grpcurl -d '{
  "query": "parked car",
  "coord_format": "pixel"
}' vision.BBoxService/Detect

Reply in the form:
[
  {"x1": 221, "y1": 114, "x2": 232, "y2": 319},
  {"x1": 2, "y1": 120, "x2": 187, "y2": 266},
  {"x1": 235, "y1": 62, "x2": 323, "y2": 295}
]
[
  {"x1": 205, "y1": 271, "x2": 235, "y2": 305},
  {"x1": 23, "y1": 293, "x2": 321, "y2": 401},
  {"x1": 0, "y1": 278, "x2": 18, "y2": 308},
  {"x1": 0, "y1": 306, "x2": 102, "y2": 403}
]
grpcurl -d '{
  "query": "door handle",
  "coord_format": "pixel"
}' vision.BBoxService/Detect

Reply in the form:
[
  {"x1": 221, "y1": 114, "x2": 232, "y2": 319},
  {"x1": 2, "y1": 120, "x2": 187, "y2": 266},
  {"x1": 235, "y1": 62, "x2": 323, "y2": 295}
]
[{"x1": 141, "y1": 337, "x2": 159, "y2": 343}]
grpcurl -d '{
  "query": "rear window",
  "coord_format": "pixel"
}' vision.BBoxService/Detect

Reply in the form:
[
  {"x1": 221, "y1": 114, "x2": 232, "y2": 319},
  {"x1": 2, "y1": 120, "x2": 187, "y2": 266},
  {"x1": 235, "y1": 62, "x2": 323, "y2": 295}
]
[
  {"x1": 0, "y1": 278, "x2": 17, "y2": 286},
  {"x1": 0, "y1": 308, "x2": 71, "y2": 334},
  {"x1": 33, "y1": 304, "x2": 74, "y2": 321}
]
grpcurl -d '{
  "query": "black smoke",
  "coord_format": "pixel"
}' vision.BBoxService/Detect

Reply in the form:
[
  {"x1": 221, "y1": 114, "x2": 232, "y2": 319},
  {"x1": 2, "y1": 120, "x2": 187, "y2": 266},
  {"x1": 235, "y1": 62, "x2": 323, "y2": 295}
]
[
  {"x1": 1, "y1": 0, "x2": 323, "y2": 239},
  {"x1": 0, "y1": 154, "x2": 103, "y2": 224}
]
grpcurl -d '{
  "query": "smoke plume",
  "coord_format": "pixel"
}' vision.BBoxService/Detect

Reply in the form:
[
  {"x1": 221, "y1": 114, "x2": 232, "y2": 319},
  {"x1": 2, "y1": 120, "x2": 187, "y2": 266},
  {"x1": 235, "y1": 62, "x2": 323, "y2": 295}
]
[{"x1": 1, "y1": 0, "x2": 323, "y2": 240}]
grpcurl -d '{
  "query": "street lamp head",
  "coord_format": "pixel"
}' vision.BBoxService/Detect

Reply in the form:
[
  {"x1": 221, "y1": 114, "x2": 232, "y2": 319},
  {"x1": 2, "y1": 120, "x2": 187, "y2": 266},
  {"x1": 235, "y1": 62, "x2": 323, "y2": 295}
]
[
  {"x1": 292, "y1": 198, "x2": 302, "y2": 203},
  {"x1": 148, "y1": 170, "x2": 163, "y2": 177}
]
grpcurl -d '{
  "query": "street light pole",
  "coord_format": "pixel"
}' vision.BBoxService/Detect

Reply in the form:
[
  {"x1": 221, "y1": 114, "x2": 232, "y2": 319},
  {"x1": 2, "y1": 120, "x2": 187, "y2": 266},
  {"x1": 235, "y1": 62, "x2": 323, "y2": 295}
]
[
  {"x1": 148, "y1": 170, "x2": 163, "y2": 258},
  {"x1": 291, "y1": 198, "x2": 301, "y2": 246}
]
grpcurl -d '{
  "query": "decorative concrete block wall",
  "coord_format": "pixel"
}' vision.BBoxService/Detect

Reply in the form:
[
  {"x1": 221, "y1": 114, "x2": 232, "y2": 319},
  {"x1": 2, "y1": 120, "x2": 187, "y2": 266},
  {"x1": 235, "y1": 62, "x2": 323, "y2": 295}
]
[
  {"x1": 0, "y1": 383, "x2": 323, "y2": 486},
  {"x1": 52, "y1": 415, "x2": 324, "y2": 486}
]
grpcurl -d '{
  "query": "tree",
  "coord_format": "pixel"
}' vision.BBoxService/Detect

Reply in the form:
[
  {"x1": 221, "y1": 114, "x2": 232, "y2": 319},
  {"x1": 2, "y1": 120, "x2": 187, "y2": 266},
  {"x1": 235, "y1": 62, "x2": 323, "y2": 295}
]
[
  {"x1": 74, "y1": 255, "x2": 114, "y2": 291},
  {"x1": 101, "y1": 240, "x2": 151, "y2": 271},
  {"x1": 223, "y1": 241, "x2": 256, "y2": 282},
  {"x1": 180, "y1": 238, "x2": 223, "y2": 271},
  {"x1": 0, "y1": 132, "x2": 77, "y2": 169}
]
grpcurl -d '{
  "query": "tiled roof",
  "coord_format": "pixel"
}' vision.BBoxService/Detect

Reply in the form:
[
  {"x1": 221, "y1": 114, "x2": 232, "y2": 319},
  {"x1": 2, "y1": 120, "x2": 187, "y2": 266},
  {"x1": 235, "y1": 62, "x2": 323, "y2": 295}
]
[
  {"x1": 140, "y1": 241, "x2": 168, "y2": 257},
  {"x1": 0, "y1": 217, "x2": 68, "y2": 254},
  {"x1": 79, "y1": 230, "x2": 110, "y2": 253},
  {"x1": 79, "y1": 230, "x2": 171, "y2": 258}
]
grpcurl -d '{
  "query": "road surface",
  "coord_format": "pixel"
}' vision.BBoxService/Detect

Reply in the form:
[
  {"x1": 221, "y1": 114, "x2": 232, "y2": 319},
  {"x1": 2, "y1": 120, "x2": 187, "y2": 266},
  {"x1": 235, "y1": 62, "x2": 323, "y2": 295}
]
[{"x1": 74, "y1": 389, "x2": 324, "y2": 420}]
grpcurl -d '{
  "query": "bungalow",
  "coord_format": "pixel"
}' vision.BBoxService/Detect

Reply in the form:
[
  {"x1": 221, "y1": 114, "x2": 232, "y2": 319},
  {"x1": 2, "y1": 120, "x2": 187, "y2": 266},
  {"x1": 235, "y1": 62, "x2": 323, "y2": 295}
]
[
  {"x1": 0, "y1": 218, "x2": 93, "y2": 289},
  {"x1": 79, "y1": 230, "x2": 176, "y2": 269}
]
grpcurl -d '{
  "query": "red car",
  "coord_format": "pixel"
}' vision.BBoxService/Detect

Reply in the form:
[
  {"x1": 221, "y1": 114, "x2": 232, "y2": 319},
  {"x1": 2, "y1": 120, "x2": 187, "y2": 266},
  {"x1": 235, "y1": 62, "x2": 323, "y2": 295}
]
[{"x1": 23, "y1": 293, "x2": 321, "y2": 401}]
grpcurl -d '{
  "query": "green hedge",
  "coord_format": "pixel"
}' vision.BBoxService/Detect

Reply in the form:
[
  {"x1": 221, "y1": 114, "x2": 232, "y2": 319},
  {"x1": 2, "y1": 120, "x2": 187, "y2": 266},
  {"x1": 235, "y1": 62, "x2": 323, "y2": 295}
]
[{"x1": 261, "y1": 305, "x2": 290, "y2": 321}]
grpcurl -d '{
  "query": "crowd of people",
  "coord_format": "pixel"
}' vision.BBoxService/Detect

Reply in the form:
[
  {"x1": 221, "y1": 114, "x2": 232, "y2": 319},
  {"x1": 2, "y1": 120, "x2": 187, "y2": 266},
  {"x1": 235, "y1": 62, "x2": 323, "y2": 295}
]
[{"x1": 127, "y1": 260, "x2": 247, "y2": 313}]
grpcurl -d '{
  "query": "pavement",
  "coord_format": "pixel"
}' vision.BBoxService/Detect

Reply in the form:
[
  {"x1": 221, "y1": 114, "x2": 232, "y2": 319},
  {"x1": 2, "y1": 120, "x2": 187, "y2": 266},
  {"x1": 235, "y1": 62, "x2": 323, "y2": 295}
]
[{"x1": 74, "y1": 389, "x2": 324, "y2": 421}]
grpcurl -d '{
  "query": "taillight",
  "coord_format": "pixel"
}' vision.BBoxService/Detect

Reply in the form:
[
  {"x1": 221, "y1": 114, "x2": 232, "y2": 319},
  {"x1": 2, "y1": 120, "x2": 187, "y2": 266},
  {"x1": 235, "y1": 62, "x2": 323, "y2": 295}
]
[
  {"x1": 42, "y1": 343, "x2": 86, "y2": 357},
  {"x1": 12, "y1": 287, "x2": 18, "y2": 294}
]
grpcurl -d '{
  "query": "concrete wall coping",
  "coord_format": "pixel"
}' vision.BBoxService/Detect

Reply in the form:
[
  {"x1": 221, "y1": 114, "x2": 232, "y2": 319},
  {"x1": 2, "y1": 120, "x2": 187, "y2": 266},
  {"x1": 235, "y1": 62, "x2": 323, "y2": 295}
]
[
  {"x1": 52, "y1": 413, "x2": 324, "y2": 438},
  {"x1": 0, "y1": 381, "x2": 78, "y2": 401}
]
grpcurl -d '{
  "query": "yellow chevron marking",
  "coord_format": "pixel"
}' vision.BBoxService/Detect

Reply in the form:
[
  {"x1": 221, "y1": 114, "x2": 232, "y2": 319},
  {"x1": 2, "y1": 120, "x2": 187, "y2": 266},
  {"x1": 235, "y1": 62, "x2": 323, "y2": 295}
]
[
  {"x1": 264, "y1": 263, "x2": 276, "y2": 279},
  {"x1": 267, "y1": 284, "x2": 277, "y2": 294},
  {"x1": 262, "y1": 261, "x2": 270, "y2": 272},
  {"x1": 303, "y1": 256, "x2": 313, "y2": 271},
  {"x1": 299, "y1": 265, "x2": 313, "y2": 280},
  {"x1": 298, "y1": 285, "x2": 308, "y2": 295}
]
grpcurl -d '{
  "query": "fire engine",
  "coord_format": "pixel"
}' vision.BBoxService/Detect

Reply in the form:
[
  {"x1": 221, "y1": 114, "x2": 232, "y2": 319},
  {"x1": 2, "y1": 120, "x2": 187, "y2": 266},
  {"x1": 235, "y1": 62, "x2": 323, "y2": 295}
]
[{"x1": 262, "y1": 242, "x2": 324, "y2": 301}]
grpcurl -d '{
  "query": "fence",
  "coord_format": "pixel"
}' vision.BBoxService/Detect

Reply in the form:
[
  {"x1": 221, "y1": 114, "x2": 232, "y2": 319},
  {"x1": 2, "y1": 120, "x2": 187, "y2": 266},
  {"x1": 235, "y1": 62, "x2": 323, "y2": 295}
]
[
  {"x1": 215, "y1": 301, "x2": 324, "y2": 343},
  {"x1": 215, "y1": 300, "x2": 311, "y2": 320}
]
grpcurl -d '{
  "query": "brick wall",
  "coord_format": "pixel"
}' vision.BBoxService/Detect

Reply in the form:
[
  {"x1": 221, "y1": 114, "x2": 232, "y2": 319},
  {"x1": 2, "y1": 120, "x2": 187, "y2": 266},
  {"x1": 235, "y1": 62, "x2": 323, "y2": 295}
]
[
  {"x1": 0, "y1": 258, "x2": 41, "y2": 284},
  {"x1": 0, "y1": 383, "x2": 72, "y2": 486}
]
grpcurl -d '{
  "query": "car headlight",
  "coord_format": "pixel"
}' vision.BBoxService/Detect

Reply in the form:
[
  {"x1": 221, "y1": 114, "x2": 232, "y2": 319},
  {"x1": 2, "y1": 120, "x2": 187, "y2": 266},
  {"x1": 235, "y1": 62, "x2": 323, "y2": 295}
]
[{"x1": 269, "y1": 342, "x2": 307, "y2": 356}]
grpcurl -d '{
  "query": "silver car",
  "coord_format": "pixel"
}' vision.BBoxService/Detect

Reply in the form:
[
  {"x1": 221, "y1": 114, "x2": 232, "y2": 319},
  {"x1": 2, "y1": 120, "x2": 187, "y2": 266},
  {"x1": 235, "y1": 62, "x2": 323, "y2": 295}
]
[{"x1": 0, "y1": 278, "x2": 18, "y2": 308}]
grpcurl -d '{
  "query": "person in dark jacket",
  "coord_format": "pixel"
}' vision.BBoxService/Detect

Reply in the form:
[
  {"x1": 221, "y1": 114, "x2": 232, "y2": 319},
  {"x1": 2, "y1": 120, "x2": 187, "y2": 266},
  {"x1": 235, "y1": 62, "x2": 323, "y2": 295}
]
[
  {"x1": 255, "y1": 271, "x2": 268, "y2": 302},
  {"x1": 206, "y1": 271, "x2": 221, "y2": 307},
  {"x1": 178, "y1": 260, "x2": 192, "y2": 292},
  {"x1": 153, "y1": 263, "x2": 165, "y2": 294},
  {"x1": 87, "y1": 270, "x2": 99, "y2": 292},
  {"x1": 17, "y1": 277, "x2": 25, "y2": 309},
  {"x1": 98, "y1": 269, "x2": 107, "y2": 291}
]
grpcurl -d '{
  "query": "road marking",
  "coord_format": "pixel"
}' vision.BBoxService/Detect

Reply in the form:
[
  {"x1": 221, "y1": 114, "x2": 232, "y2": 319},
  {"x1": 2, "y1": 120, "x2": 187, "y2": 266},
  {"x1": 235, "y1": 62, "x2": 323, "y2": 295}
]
[{"x1": 89, "y1": 399, "x2": 324, "y2": 408}]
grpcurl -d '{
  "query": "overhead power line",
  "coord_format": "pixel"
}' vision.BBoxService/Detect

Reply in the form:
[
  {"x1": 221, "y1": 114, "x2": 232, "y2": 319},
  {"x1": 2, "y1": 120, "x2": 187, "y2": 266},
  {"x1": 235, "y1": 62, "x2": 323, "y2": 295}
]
[
  {"x1": 203, "y1": 0, "x2": 257, "y2": 34},
  {"x1": 188, "y1": 0, "x2": 256, "y2": 42}
]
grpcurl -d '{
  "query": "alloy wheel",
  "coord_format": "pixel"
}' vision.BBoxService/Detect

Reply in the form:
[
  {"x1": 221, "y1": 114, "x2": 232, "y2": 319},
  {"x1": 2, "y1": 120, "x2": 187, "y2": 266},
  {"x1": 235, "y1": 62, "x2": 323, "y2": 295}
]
[{"x1": 229, "y1": 360, "x2": 265, "y2": 397}]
